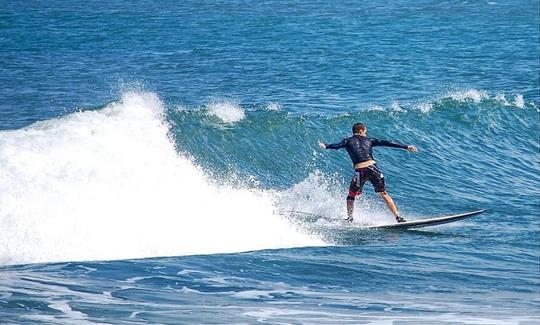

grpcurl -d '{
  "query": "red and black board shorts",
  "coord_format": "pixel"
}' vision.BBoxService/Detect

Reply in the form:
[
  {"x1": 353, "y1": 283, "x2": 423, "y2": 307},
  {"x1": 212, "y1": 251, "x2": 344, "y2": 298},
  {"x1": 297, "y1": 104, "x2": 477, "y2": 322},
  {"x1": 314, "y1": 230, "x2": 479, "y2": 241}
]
[{"x1": 347, "y1": 164, "x2": 386, "y2": 199}]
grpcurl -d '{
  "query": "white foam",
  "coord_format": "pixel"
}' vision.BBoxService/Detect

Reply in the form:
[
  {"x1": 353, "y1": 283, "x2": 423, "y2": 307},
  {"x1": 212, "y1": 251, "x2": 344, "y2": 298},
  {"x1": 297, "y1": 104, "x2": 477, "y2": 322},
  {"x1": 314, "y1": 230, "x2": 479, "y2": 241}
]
[
  {"x1": 413, "y1": 102, "x2": 433, "y2": 113},
  {"x1": 275, "y1": 171, "x2": 344, "y2": 219},
  {"x1": 0, "y1": 91, "x2": 321, "y2": 266},
  {"x1": 265, "y1": 102, "x2": 282, "y2": 111},
  {"x1": 446, "y1": 89, "x2": 529, "y2": 108},
  {"x1": 275, "y1": 171, "x2": 393, "y2": 225},
  {"x1": 232, "y1": 289, "x2": 274, "y2": 299},
  {"x1": 359, "y1": 89, "x2": 528, "y2": 115},
  {"x1": 366, "y1": 104, "x2": 385, "y2": 112},
  {"x1": 446, "y1": 89, "x2": 489, "y2": 103},
  {"x1": 414, "y1": 89, "x2": 529, "y2": 112},
  {"x1": 514, "y1": 94, "x2": 525, "y2": 108},
  {"x1": 390, "y1": 101, "x2": 405, "y2": 112},
  {"x1": 494, "y1": 93, "x2": 527, "y2": 108},
  {"x1": 494, "y1": 93, "x2": 511, "y2": 105},
  {"x1": 206, "y1": 100, "x2": 245, "y2": 123}
]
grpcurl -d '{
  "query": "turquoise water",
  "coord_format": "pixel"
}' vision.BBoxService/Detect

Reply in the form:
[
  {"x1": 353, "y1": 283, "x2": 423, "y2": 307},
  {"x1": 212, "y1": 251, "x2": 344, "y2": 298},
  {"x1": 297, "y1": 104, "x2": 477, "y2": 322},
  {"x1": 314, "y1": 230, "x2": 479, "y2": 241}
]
[{"x1": 1, "y1": 1, "x2": 539, "y2": 323}]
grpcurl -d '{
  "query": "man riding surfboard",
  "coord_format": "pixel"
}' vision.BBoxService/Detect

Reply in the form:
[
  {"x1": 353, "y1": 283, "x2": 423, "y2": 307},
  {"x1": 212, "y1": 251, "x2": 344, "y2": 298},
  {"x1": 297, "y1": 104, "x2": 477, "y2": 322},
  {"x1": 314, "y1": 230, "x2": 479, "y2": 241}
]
[{"x1": 319, "y1": 123, "x2": 418, "y2": 223}]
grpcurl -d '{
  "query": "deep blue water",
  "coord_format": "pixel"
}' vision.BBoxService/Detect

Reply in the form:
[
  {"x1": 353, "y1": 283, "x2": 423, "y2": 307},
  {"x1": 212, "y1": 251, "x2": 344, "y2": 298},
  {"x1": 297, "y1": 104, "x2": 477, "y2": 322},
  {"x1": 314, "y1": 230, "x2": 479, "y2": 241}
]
[{"x1": 1, "y1": 0, "x2": 539, "y2": 324}]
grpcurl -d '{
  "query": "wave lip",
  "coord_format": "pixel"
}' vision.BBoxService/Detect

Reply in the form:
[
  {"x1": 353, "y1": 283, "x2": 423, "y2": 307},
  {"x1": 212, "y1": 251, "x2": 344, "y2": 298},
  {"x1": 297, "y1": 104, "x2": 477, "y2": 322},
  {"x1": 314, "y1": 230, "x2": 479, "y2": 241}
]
[
  {"x1": 408, "y1": 89, "x2": 533, "y2": 113},
  {"x1": 439, "y1": 88, "x2": 533, "y2": 109},
  {"x1": 361, "y1": 88, "x2": 534, "y2": 114}
]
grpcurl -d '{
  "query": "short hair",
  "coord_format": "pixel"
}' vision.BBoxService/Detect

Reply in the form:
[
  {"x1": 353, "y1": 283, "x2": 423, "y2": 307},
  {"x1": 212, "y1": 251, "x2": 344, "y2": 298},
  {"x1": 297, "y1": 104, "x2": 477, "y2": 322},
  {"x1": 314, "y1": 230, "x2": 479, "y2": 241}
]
[{"x1": 352, "y1": 123, "x2": 367, "y2": 134}]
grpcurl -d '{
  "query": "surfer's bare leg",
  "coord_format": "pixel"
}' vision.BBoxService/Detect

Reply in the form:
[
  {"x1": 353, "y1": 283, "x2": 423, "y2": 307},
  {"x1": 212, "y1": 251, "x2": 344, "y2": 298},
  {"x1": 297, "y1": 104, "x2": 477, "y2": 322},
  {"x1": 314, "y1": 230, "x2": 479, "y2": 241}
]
[
  {"x1": 379, "y1": 191, "x2": 406, "y2": 222},
  {"x1": 346, "y1": 199, "x2": 354, "y2": 220},
  {"x1": 346, "y1": 172, "x2": 362, "y2": 222}
]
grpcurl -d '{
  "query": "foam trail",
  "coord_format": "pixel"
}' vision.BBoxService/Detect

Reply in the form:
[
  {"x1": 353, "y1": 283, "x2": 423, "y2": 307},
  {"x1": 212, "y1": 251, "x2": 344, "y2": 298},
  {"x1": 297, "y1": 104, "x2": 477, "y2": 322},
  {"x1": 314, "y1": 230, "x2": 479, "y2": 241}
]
[{"x1": 0, "y1": 92, "x2": 321, "y2": 266}]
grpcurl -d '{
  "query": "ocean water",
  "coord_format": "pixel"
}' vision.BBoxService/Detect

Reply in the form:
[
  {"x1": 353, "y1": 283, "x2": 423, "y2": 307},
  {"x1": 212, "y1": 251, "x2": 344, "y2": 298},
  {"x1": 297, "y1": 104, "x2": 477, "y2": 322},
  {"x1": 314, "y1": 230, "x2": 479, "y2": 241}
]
[{"x1": 1, "y1": 0, "x2": 539, "y2": 324}]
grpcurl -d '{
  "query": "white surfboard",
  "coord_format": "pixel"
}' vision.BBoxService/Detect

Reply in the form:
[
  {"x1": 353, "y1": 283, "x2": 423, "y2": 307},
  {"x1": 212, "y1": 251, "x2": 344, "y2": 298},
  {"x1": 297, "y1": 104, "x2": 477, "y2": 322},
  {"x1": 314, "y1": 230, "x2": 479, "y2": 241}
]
[{"x1": 365, "y1": 209, "x2": 486, "y2": 230}]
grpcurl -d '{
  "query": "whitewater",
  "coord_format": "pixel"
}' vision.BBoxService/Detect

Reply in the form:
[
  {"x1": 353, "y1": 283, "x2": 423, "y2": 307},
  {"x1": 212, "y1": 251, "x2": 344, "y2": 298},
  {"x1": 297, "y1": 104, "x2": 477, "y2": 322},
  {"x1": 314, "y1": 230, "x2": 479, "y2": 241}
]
[{"x1": 0, "y1": 92, "x2": 322, "y2": 266}]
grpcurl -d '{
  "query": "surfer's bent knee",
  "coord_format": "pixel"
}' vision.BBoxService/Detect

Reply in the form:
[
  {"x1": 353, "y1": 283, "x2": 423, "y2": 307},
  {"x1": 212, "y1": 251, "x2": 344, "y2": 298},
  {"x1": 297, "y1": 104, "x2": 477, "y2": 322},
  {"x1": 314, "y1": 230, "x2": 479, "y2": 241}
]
[{"x1": 347, "y1": 189, "x2": 361, "y2": 201}]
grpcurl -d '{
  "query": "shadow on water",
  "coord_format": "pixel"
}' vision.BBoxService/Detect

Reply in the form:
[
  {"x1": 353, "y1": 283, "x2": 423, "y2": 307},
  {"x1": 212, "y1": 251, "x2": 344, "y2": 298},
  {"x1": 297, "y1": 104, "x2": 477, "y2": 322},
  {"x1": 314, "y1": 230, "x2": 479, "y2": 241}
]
[{"x1": 319, "y1": 227, "x2": 472, "y2": 246}]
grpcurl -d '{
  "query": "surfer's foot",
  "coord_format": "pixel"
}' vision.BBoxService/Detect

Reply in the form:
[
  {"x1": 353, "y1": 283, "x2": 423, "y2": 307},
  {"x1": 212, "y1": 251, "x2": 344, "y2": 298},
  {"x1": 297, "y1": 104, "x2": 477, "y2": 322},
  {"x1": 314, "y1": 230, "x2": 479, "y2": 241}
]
[
  {"x1": 345, "y1": 216, "x2": 353, "y2": 222},
  {"x1": 395, "y1": 216, "x2": 406, "y2": 223}
]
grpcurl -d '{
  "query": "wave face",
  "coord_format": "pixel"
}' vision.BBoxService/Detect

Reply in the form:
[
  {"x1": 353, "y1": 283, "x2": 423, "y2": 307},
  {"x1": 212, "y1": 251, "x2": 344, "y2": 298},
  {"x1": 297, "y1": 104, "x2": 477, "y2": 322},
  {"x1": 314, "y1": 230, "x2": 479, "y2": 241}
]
[
  {"x1": 173, "y1": 88, "x2": 539, "y2": 220},
  {"x1": 0, "y1": 92, "x2": 320, "y2": 266},
  {"x1": 2, "y1": 89, "x2": 537, "y2": 266}
]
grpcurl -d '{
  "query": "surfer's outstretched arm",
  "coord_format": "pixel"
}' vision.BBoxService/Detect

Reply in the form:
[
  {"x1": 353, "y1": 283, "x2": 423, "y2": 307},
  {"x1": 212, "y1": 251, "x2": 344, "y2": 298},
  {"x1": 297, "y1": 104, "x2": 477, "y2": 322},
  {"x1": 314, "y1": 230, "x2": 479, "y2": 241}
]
[
  {"x1": 372, "y1": 139, "x2": 418, "y2": 152},
  {"x1": 319, "y1": 139, "x2": 347, "y2": 150}
]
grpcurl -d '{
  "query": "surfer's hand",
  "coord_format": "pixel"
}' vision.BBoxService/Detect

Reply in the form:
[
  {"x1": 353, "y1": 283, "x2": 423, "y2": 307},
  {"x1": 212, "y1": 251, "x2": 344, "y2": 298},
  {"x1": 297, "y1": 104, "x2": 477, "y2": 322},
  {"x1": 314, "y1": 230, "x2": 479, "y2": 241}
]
[
  {"x1": 318, "y1": 141, "x2": 326, "y2": 149},
  {"x1": 407, "y1": 145, "x2": 418, "y2": 152}
]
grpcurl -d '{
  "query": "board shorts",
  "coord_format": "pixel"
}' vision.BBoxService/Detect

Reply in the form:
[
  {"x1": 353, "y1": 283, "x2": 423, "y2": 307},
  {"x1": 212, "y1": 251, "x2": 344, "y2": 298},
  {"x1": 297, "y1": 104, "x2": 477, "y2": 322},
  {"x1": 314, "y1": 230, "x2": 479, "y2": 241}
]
[{"x1": 347, "y1": 164, "x2": 386, "y2": 200}]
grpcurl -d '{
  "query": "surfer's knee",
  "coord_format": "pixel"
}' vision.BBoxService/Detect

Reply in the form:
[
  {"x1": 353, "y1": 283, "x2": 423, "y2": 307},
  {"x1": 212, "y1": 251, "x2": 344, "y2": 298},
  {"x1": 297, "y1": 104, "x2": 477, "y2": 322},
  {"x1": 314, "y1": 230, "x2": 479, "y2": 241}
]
[
  {"x1": 378, "y1": 191, "x2": 389, "y2": 197},
  {"x1": 347, "y1": 189, "x2": 361, "y2": 201}
]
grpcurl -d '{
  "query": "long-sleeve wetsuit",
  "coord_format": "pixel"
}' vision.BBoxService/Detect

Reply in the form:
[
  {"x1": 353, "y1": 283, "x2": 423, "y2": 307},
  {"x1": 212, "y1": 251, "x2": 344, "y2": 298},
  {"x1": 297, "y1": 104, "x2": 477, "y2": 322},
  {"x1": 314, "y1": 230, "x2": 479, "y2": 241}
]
[{"x1": 324, "y1": 135, "x2": 407, "y2": 165}]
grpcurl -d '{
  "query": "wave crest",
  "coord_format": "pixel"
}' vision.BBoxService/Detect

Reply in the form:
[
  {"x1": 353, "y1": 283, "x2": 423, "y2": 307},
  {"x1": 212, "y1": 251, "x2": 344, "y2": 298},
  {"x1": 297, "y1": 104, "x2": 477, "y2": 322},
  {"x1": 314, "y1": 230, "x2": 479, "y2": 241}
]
[{"x1": 206, "y1": 101, "x2": 245, "y2": 123}]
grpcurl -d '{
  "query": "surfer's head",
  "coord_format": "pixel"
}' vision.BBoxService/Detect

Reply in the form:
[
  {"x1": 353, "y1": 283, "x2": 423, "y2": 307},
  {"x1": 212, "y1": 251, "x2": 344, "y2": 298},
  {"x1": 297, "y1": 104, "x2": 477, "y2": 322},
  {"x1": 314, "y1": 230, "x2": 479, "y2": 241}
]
[{"x1": 352, "y1": 123, "x2": 367, "y2": 135}]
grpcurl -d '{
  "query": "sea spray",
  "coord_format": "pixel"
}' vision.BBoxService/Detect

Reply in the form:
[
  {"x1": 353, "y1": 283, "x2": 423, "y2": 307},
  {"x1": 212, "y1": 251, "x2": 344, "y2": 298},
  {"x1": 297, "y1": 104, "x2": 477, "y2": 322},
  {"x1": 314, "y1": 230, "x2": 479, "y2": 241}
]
[{"x1": 274, "y1": 171, "x2": 395, "y2": 225}]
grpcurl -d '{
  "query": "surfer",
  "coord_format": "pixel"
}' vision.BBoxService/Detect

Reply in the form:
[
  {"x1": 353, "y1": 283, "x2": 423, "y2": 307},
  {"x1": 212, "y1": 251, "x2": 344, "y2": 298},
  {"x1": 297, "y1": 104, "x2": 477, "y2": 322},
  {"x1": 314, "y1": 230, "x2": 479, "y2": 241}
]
[{"x1": 319, "y1": 123, "x2": 418, "y2": 223}]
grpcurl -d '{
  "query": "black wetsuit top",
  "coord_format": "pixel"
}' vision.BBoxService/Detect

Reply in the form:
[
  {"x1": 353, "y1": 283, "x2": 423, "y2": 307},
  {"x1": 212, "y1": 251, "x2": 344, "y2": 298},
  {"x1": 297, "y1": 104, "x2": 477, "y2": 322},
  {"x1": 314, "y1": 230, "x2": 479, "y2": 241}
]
[{"x1": 325, "y1": 135, "x2": 407, "y2": 165}]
